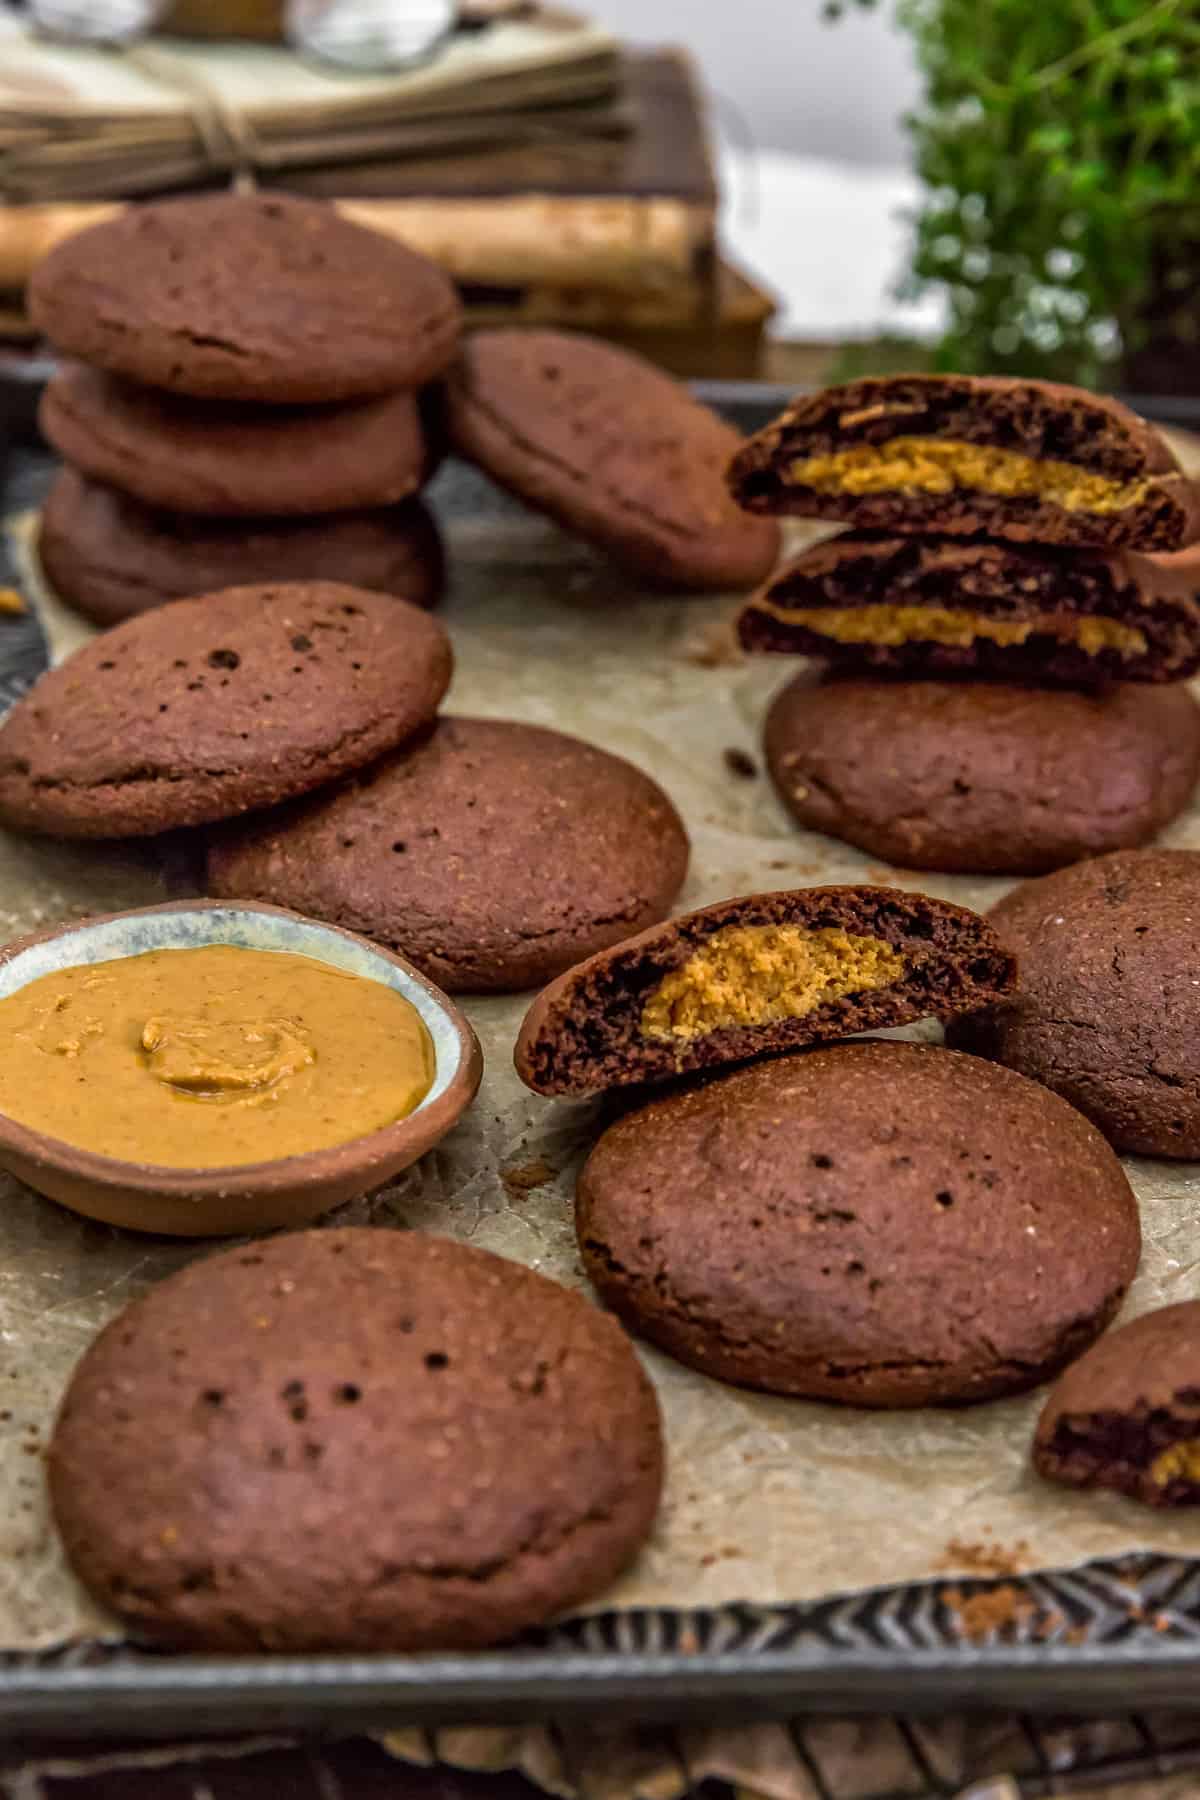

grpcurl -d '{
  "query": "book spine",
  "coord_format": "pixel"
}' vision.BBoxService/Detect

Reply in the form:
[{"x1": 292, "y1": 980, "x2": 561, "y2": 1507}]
[{"x1": 0, "y1": 195, "x2": 714, "y2": 294}]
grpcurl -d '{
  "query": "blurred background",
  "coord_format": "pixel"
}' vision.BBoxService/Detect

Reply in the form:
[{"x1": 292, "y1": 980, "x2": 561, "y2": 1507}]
[{"x1": 1, "y1": 0, "x2": 1197, "y2": 403}]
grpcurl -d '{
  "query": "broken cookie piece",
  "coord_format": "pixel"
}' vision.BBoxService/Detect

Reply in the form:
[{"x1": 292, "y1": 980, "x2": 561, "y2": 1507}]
[
  {"x1": 514, "y1": 884, "x2": 1015, "y2": 1095},
  {"x1": 738, "y1": 536, "x2": 1200, "y2": 684},
  {"x1": 727, "y1": 375, "x2": 1197, "y2": 551},
  {"x1": 577, "y1": 1041, "x2": 1140, "y2": 1405},
  {"x1": 1034, "y1": 1301, "x2": 1200, "y2": 1506}
]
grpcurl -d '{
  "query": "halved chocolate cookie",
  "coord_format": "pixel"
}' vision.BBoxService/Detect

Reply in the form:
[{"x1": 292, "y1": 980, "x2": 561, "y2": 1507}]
[
  {"x1": 515, "y1": 885, "x2": 1015, "y2": 1095},
  {"x1": 1034, "y1": 1301, "x2": 1200, "y2": 1507},
  {"x1": 728, "y1": 376, "x2": 1197, "y2": 551},
  {"x1": 739, "y1": 535, "x2": 1200, "y2": 683}
]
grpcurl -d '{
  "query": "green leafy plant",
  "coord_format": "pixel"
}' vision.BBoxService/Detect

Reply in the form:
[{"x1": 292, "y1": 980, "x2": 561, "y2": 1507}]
[{"x1": 826, "y1": 0, "x2": 1200, "y2": 386}]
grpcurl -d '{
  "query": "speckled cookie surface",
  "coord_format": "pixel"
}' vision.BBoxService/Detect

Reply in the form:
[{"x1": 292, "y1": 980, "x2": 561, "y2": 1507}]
[
  {"x1": 40, "y1": 365, "x2": 432, "y2": 517},
  {"x1": 47, "y1": 1229, "x2": 664, "y2": 1652},
  {"x1": 516, "y1": 884, "x2": 1015, "y2": 1095},
  {"x1": 728, "y1": 374, "x2": 1197, "y2": 550},
  {"x1": 949, "y1": 849, "x2": 1200, "y2": 1157},
  {"x1": 577, "y1": 1041, "x2": 1140, "y2": 1406},
  {"x1": 39, "y1": 469, "x2": 445, "y2": 627},
  {"x1": 1034, "y1": 1301, "x2": 1200, "y2": 1506},
  {"x1": 207, "y1": 717, "x2": 690, "y2": 992},
  {"x1": 764, "y1": 674, "x2": 1200, "y2": 875},
  {"x1": 29, "y1": 194, "x2": 462, "y2": 403},
  {"x1": 445, "y1": 329, "x2": 780, "y2": 590},
  {"x1": 0, "y1": 582, "x2": 452, "y2": 838}
]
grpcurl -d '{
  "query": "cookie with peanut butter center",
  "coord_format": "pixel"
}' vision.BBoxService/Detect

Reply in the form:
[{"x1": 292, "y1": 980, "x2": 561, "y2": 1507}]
[
  {"x1": 514, "y1": 885, "x2": 1015, "y2": 1095},
  {"x1": 738, "y1": 534, "x2": 1200, "y2": 682},
  {"x1": 39, "y1": 469, "x2": 445, "y2": 627},
  {"x1": 444, "y1": 329, "x2": 780, "y2": 590},
  {"x1": 207, "y1": 717, "x2": 690, "y2": 993},
  {"x1": 48, "y1": 1228, "x2": 664, "y2": 1651},
  {"x1": 1034, "y1": 1302, "x2": 1200, "y2": 1506},
  {"x1": 40, "y1": 365, "x2": 436, "y2": 518},
  {"x1": 0, "y1": 582, "x2": 452, "y2": 838},
  {"x1": 29, "y1": 194, "x2": 462, "y2": 403},
  {"x1": 764, "y1": 674, "x2": 1200, "y2": 876},
  {"x1": 948, "y1": 848, "x2": 1200, "y2": 1158},
  {"x1": 727, "y1": 375, "x2": 1197, "y2": 551},
  {"x1": 577, "y1": 1041, "x2": 1140, "y2": 1406}
]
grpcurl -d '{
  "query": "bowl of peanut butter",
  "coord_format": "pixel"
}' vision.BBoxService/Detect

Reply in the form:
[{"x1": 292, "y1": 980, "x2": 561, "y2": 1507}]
[{"x1": 0, "y1": 899, "x2": 483, "y2": 1235}]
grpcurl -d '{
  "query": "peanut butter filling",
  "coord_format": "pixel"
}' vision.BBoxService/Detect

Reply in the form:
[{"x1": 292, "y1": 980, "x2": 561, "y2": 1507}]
[
  {"x1": 789, "y1": 438, "x2": 1151, "y2": 514},
  {"x1": 640, "y1": 924, "x2": 905, "y2": 1043},
  {"x1": 1150, "y1": 1439, "x2": 1200, "y2": 1487},
  {"x1": 748, "y1": 599, "x2": 1148, "y2": 658}
]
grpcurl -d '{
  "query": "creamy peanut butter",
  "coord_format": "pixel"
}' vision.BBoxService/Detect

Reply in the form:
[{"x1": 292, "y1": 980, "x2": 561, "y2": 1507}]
[
  {"x1": 640, "y1": 924, "x2": 905, "y2": 1043},
  {"x1": 748, "y1": 599, "x2": 1147, "y2": 658},
  {"x1": 790, "y1": 438, "x2": 1150, "y2": 514},
  {"x1": 1149, "y1": 1439, "x2": 1200, "y2": 1487},
  {"x1": 0, "y1": 945, "x2": 433, "y2": 1166}
]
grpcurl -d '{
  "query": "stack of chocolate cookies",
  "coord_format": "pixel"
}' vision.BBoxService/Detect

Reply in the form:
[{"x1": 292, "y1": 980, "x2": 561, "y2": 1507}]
[
  {"x1": 27, "y1": 194, "x2": 462, "y2": 627},
  {"x1": 726, "y1": 375, "x2": 1200, "y2": 875}
]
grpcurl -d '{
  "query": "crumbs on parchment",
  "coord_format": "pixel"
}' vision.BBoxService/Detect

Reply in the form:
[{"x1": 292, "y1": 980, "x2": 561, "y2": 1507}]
[
  {"x1": 501, "y1": 1158, "x2": 558, "y2": 1199},
  {"x1": 679, "y1": 619, "x2": 744, "y2": 668},
  {"x1": 938, "y1": 1537, "x2": 1031, "y2": 1578},
  {"x1": 723, "y1": 747, "x2": 758, "y2": 780}
]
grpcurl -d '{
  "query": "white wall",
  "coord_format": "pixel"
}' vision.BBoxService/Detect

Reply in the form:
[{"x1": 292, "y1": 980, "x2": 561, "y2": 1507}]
[{"x1": 588, "y1": 0, "x2": 919, "y2": 166}]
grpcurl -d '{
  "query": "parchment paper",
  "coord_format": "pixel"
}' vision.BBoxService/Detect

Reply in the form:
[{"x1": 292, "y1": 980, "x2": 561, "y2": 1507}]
[{"x1": 3, "y1": 474, "x2": 1200, "y2": 1653}]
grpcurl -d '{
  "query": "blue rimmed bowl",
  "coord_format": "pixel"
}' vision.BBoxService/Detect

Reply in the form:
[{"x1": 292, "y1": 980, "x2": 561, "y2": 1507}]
[{"x1": 0, "y1": 899, "x2": 483, "y2": 1237}]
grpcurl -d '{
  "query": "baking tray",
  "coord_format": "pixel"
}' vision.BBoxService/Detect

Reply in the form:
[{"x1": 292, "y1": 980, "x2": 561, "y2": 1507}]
[{"x1": 2, "y1": 378, "x2": 1200, "y2": 1741}]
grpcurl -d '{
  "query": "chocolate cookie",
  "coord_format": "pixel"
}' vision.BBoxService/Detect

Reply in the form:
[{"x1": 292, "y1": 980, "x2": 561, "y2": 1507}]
[
  {"x1": 207, "y1": 717, "x2": 690, "y2": 992},
  {"x1": 739, "y1": 534, "x2": 1200, "y2": 683},
  {"x1": 515, "y1": 885, "x2": 1015, "y2": 1095},
  {"x1": 578, "y1": 1041, "x2": 1140, "y2": 1406},
  {"x1": 1034, "y1": 1302, "x2": 1200, "y2": 1506},
  {"x1": 764, "y1": 675, "x2": 1200, "y2": 876},
  {"x1": 445, "y1": 329, "x2": 780, "y2": 590},
  {"x1": 0, "y1": 582, "x2": 452, "y2": 838},
  {"x1": 38, "y1": 470, "x2": 445, "y2": 627},
  {"x1": 48, "y1": 1229, "x2": 664, "y2": 1651},
  {"x1": 29, "y1": 195, "x2": 462, "y2": 403},
  {"x1": 40, "y1": 365, "x2": 433, "y2": 518},
  {"x1": 728, "y1": 375, "x2": 1197, "y2": 551},
  {"x1": 948, "y1": 849, "x2": 1200, "y2": 1157}
]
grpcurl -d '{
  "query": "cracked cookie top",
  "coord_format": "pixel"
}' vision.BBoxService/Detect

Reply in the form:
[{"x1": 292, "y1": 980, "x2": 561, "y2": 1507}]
[
  {"x1": 29, "y1": 193, "x2": 462, "y2": 403},
  {"x1": 0, "y1": 581, "x2": 452, "y2": 838},
  {"x1": 207, "y1": 716, "x2": 690, "y2": 993},
  {"x1": 576, "y1": 1039, "x2": 1140, "y2": 1406},
  {"x1": 949, "y1": 846, "x2": 1200, "y2": 1159},
  {"x1": 48, "y1": 1227, "x2": 664, "y2": 1651}
]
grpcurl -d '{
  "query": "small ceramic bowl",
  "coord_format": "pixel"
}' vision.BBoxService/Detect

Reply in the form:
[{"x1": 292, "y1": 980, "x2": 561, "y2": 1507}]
[{"x1": 0, "y1": 899, "x2": 483, "y2": 1237}]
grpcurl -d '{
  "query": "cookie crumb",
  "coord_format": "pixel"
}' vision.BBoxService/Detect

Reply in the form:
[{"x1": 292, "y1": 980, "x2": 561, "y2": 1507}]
[
  {"x1": 943, "y1": 1583, "x2": 1037, "y2": 1642},
  {"x1": 680, "y1": 620, "x2": 745, "y2": 668},
  {"x1": 939, "y1": 1537, "x2": 1031, "y2": 1577},
  {"x1": 723, "y1": 747, "x2": 758, "y2": 780},
  {"x1": 502, "y1": 1158, "x2": 557, "y2": 1197},
  {"x1": 0, "y1": 588, "x2": 25, "y2": 615}
]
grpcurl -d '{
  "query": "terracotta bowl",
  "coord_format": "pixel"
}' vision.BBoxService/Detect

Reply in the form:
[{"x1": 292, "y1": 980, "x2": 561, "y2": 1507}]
[{"x1": 0, "y1": 899, "x2": 483, "y2": 1237}]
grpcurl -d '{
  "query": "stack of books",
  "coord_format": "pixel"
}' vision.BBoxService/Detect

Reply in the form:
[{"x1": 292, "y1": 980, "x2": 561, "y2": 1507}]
[{"x1": 0, "y1": 7, "x2": 773, "y2": 374}]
